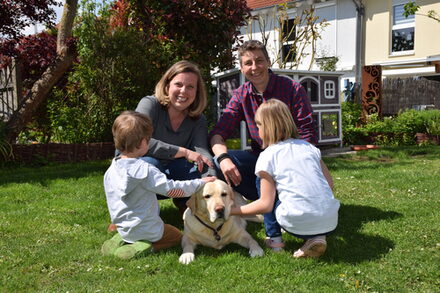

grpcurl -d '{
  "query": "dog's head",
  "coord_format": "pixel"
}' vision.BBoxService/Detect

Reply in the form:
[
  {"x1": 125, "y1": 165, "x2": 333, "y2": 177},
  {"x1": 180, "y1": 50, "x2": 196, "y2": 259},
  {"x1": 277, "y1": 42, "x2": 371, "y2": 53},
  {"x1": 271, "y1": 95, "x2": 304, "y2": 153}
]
[{"x1": 187, "y1": 179, "x2": 235, "y2": 223}]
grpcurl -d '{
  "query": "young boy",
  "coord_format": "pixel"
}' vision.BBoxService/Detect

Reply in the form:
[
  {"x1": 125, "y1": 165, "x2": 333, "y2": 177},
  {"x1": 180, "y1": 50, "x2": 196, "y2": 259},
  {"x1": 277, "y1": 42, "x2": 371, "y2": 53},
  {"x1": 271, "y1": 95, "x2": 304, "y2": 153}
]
[{"x1": 102, "y1": 111, "x2": 215, "y2": 259}]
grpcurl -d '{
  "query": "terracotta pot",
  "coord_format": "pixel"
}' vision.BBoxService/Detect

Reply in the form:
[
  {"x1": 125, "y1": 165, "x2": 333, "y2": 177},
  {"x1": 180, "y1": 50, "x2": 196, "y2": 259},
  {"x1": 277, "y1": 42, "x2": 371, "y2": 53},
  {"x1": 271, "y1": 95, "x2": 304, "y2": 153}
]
[
  {"x1": 351, "y1": 145, "x2": 380, "y2": 151},
  {"x1": 416, "y1": 133, "x2": 429, "y2": 144},
  {"x1": 416, "y1": 133, "x2": 440, "y2": 145}
]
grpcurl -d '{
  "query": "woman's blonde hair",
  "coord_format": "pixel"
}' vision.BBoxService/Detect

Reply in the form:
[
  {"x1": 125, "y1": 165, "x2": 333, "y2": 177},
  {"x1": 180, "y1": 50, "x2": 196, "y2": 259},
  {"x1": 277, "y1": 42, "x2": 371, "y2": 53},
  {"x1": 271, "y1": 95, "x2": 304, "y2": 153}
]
[
  {"x1": 155, "y1": 60, "x2": 207, "y2": 118},
  {"x1": 255, "y1": 99, "x2": 299, "y2": 148},
  {"x1": 112, "y1": 111, "x2": 153, "y2": 153}
]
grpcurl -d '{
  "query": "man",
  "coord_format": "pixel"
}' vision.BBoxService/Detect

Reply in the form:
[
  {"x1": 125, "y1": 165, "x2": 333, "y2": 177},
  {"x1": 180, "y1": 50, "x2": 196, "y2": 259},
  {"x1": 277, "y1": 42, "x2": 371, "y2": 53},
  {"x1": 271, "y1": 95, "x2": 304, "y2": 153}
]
[{"x1": 209, "y1": 40, "x2": 317, "y2": 200}]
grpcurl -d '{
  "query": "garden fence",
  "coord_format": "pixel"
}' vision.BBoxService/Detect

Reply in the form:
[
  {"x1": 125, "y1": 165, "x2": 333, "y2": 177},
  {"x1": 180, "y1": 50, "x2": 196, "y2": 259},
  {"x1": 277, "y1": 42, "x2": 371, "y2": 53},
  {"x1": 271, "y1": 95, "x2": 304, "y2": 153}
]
[
  {"x1": 0, "y1": 58, "x2": 22, "y2": 122},
  {"x1": 382, "y1": 77, "x2": 440, "y2": 115}
]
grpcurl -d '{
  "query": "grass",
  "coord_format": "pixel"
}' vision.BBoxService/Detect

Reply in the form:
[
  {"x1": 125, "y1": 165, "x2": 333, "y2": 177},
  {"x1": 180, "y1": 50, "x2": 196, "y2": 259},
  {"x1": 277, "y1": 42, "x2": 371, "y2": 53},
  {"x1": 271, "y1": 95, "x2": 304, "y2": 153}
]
[{"x1": 1, "y1": 146, "x2": 439, "y2": 292}]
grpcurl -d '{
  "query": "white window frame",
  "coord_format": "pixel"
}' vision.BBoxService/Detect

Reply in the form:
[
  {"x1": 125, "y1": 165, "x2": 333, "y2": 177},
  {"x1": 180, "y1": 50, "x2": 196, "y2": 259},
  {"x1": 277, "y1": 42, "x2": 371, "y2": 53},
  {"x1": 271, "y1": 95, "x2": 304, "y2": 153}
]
[
  {"x1": 391, "y1": 0, "x2": 415, "y2": 55},
  {"x1": 280, "y1": 9, "x2": 298, "y2": 64},
  {"x1": 324, "y1": 80, "x2": 336, "y2": 99}
]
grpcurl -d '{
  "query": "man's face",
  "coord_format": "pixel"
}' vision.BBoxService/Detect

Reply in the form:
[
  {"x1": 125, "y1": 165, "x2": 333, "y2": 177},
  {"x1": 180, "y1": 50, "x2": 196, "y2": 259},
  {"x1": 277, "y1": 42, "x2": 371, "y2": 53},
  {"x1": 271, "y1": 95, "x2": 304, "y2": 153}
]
[{"x1": 240, "y1": 49, "x2": 270, "y2": 92}]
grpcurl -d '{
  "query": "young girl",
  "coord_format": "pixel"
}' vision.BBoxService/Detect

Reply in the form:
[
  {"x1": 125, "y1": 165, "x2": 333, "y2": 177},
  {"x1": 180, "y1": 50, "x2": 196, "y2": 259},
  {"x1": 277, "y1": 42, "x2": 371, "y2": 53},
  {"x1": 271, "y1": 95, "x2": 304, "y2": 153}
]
[{"x1": 231, "y1": 99, "x2": 340, "y2": 258}]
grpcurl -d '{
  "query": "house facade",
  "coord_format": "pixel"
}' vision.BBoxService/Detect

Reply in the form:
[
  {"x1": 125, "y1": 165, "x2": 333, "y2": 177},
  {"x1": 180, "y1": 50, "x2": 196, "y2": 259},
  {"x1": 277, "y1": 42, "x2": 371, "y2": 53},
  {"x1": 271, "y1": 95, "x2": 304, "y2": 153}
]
[
  {"x1": 240, "y1": 0, "x2": 360, "y2": 94},
  {"x1": 240, "y1": 0, "x2": 440, "y2": 85},
  {"x1": 365, "y1": 0, "x2": 440, "y2": 79}
]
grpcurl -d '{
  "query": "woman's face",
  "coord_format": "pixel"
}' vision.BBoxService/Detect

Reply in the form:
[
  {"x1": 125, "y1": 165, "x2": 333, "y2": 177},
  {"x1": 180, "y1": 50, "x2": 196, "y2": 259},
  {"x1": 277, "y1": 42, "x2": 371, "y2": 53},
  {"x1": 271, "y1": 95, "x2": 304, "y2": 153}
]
[{"x1": 167, "y1": 72, "x2": 198, "y2": 113}]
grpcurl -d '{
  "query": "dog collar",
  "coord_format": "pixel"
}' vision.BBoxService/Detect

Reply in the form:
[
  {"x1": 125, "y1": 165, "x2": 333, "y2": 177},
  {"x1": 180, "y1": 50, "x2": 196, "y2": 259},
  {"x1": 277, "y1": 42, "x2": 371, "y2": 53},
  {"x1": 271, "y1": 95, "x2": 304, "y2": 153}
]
[{"x1": 194, "y1": 214, "x2": 224, "y2": 241}]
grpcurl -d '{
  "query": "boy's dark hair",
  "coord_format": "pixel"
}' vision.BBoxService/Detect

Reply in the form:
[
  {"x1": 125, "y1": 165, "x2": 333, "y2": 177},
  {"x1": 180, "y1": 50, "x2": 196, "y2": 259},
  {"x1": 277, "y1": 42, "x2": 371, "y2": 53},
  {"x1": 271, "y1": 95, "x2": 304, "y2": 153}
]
[
  {"x1": 112, "y1": 111, "x2": 153, "y2": 153},
  {"x1": 237, "y1": 40, "x2": 270, "y2": 65}
]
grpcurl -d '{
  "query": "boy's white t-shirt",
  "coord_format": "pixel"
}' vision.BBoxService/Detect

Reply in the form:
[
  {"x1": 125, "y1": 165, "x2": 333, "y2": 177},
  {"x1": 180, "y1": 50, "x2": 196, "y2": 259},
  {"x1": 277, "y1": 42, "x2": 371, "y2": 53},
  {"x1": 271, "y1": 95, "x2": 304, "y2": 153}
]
[
  {"x1": 255, "y1": 139, "x2": 340, "y2": 235},
  {"x1": 104, "y1": 157, "x2": 203, "y2": 243}
]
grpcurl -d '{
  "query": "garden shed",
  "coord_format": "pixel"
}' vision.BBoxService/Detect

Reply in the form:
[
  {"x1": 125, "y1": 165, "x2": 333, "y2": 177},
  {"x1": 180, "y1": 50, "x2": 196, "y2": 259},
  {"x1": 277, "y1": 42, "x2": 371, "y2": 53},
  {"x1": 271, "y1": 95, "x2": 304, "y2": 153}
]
[{"x1": 212, "y1": 68, "x2": 344, "y2": 148}]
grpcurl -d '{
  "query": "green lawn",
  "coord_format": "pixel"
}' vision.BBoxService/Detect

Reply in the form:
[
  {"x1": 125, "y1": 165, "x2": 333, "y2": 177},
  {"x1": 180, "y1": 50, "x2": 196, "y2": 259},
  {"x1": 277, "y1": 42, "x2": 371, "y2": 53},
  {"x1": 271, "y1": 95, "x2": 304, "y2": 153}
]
[{"x1": 1, "y1": 146, "x2": 439, "y2": 292}]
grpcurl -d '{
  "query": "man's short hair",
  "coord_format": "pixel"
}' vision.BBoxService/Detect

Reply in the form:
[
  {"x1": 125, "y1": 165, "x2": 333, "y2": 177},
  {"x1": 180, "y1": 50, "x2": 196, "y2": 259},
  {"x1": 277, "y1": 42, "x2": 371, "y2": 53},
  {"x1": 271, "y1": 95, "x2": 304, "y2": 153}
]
[
  {"x1": 237, "y1": 40, "x2": 270, "y2": 66},
  {"x1": 112, "y1": 111, "x2": 153, "y2": 153}
]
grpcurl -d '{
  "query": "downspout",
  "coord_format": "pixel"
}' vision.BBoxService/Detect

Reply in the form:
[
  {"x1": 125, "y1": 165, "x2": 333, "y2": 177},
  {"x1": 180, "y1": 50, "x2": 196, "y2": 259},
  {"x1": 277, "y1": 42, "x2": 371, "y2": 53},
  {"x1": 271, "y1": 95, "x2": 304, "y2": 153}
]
[{"x1": 352, "y1": 0, "x2": 365, "y2": 103}]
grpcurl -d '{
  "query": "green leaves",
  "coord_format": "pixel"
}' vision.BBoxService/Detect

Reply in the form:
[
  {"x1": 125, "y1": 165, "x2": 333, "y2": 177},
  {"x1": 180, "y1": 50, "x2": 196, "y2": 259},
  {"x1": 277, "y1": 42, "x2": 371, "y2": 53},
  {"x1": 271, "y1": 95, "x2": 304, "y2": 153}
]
[{"x1": 403, "y1": 1, "x2": 420, "y2": 18}]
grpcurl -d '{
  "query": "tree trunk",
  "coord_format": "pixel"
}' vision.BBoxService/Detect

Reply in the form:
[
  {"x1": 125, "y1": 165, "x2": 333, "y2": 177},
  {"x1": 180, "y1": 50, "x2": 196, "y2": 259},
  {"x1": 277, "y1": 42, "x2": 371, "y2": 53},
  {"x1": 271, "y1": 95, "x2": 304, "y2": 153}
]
[{"x1": 6, "y1": 0, "x2": 78, "y2": 143}]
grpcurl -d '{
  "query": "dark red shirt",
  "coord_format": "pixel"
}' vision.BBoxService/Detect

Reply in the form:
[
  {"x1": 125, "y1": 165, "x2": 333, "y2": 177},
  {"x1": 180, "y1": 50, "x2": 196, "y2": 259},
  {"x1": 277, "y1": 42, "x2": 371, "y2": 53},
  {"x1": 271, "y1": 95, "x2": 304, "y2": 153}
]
[{"x1": 209, "y1": 71, "x2": 317, "y2": 153}]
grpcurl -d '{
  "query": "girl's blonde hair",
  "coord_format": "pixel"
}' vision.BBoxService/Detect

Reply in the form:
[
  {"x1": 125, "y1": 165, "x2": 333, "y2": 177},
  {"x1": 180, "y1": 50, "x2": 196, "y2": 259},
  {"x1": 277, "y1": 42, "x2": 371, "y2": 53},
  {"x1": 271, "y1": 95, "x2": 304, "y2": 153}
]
[
  {"x1": 255, "y1": 99, "x2": 299, "y2": 148},
  {"x1": 155, "y1": 60, "x2": 207, "y2": 118},
  {"x1": 112, "y1": 111, "x2": 153, "y2": 153}
]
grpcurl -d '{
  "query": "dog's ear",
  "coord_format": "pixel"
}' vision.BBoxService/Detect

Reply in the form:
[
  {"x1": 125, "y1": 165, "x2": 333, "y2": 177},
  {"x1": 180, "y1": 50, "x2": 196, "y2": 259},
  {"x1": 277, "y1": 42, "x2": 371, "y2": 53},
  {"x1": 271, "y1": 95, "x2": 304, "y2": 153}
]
[{"x1": 186, "y1": 192, "x2": 197, "y2": 212}]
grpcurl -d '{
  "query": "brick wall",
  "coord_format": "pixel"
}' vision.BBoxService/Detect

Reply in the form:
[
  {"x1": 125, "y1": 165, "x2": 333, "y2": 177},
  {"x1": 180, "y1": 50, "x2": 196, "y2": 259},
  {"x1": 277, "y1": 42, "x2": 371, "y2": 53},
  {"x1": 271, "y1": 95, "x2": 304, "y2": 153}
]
[{"x1": 10, "y1": 142, "x2": 115, "y2": 164}]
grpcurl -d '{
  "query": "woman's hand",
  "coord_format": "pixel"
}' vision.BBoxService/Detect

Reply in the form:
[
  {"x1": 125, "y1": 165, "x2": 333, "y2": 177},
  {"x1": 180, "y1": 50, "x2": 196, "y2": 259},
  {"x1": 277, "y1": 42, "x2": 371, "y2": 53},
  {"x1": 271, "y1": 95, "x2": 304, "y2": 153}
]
[{"x1": 185, "y1": 149, "x2": 213, "y2": 173}]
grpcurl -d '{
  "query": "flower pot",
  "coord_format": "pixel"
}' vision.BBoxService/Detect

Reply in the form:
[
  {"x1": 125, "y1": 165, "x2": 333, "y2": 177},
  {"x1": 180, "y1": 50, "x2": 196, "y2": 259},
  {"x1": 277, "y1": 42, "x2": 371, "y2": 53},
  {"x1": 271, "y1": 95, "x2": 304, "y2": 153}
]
[{"x1": 416, "y1": 133, "x2": 429, "y2": 144}]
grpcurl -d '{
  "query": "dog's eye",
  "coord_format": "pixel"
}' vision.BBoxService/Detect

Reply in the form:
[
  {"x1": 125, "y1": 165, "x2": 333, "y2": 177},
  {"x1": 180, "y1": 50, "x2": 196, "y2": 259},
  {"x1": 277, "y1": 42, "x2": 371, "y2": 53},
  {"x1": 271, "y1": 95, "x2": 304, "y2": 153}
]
[
  {"x1": 204, "y1": 194, "x2": 211, "y2": 199},
  {"x1": 221, "y1": 192, "x2": 227, "y2": 197}
]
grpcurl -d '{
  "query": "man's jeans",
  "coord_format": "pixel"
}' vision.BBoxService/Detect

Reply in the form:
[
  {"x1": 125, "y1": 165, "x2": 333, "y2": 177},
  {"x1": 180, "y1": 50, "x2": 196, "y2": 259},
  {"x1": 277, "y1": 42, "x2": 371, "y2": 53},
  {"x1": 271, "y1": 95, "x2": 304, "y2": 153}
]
[{"x1": 214, "y1": 150, "x2": 259, "y2": 201}]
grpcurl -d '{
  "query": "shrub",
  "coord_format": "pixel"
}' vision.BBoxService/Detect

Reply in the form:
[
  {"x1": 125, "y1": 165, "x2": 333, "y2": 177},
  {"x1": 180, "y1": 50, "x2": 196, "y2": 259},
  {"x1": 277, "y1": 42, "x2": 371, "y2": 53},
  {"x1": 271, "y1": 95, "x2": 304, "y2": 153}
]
[
  {"x1": 341, "y1": 106, "x2": 440, "y2": 146},
  {"x1": 423, "y1": 110, "x2": 440, "y2": 135},
  {"x1": 393, "y1": 109, "x2": 426, "y2": 134},
  {"x1": 341, "y1": 101, "x2": 362, "y2": 129},
  {"x1": 47, "y1": 0, "x2": 157, "y2": 143},
  {"x1": 341, "y1": 102, "x2": 367, "y2": 145}
]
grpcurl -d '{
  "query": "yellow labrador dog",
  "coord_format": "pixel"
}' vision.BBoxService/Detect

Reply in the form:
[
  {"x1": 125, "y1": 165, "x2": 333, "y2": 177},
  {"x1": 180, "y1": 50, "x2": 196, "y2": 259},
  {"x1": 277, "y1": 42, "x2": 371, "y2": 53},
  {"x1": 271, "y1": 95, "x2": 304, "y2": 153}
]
[{"x1": 179, "y1": 179, "x2": 264, "y2": 264}]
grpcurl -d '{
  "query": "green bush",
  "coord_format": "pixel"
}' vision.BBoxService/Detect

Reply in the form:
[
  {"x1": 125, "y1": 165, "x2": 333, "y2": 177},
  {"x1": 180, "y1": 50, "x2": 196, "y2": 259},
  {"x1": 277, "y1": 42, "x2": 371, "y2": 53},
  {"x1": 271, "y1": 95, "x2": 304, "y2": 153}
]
[
  {"x1": 341, "y1": 102, "x2": 362, "y2": 129},
  {"x1": 341, "y1": 103, "x2": 440, "y2": 146},
  {"x1": 47, "y1": 1, "x2": 157, "y2": 143},
  {"x1": 424, "y1": 110, "x2": 440, "y2": 135},
  {"x1": 393, "y1": 109, "x2": 426, "y2": 134}
]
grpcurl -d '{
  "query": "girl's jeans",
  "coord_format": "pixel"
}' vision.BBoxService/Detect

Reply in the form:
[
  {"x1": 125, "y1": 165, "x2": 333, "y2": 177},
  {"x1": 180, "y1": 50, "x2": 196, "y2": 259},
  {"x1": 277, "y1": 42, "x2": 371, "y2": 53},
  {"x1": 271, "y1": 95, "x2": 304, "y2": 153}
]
[{"x1": 255, "y1": 176, "x2": 283, "y2": 238}]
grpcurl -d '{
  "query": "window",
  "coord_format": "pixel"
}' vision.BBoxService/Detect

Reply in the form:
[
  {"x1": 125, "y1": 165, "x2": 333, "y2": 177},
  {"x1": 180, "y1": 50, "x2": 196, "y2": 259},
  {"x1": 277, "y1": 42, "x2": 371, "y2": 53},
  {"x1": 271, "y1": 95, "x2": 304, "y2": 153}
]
[
  {"x1": 324, "y1": 81, "x2": 335, "y2": 99},
  {"x1": 391, "y1": 1, "x2": 415, "y2": 53},
  {"x1": 301, "y1": 78, "x2": 319, "y2": 103},
  {"x1": 321, "y1": 112, "x2": 339, "y2": 139},
  {"x1": 281, "y1": 18, "x2": 297, "y2": 63}
]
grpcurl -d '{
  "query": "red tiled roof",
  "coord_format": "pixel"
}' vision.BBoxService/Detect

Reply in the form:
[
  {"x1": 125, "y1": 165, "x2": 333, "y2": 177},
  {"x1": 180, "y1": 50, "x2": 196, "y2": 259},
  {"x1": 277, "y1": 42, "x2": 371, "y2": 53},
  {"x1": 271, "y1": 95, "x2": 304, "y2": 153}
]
[{"x1": 247, "y1": 0, "x2": 291, "y2": 9}]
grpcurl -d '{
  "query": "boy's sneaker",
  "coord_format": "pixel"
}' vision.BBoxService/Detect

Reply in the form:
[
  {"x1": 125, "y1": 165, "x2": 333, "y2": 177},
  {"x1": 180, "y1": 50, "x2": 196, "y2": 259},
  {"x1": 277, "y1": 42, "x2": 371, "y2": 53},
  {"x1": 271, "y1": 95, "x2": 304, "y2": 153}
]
[
  {"x1": 264, "y1": 237, "x2": 285, "y2": 252},
  {"x1": 293, "y1": 236, "x2": 327, "y2": 258},
  {"x1": 114, "y1": 241, "x2": 153, "y2": 260},
  {"x1": 101, "y1": 233, "x2": 125, "y2": 256}
]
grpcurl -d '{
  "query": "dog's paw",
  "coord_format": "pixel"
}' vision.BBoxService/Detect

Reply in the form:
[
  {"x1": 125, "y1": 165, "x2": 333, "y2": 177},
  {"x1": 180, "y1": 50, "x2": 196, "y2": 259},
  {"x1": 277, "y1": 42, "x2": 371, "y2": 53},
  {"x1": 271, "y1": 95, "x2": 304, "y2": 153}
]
[
  {"x1": 249, "y1": 246, "x2": 264, "y2": 258},
  {"x1": 179, "y1": 252, "x2": 195, "y2": 265}
]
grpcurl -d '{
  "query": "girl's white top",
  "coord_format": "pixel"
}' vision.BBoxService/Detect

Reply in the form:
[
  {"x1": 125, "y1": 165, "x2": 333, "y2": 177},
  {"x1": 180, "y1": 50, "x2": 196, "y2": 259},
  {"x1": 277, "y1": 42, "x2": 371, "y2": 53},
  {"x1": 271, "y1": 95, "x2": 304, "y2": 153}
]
[{"x1": 256, "y1": 139, "x2": 340, "y2": 235}]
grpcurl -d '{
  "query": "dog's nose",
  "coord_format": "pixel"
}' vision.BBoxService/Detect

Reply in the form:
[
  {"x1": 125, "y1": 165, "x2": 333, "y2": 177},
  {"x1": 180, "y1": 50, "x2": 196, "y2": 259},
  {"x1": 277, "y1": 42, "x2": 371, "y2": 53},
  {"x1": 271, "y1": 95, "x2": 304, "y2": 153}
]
[{"x1": 215, "y1": 205, "x2": 225, "y2": 218}]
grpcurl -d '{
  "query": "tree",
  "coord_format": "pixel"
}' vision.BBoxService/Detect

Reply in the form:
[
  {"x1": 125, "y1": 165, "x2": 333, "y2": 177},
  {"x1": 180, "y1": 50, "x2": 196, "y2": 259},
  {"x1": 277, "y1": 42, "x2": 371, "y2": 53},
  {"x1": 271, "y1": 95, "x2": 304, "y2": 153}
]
[
  {"x1": 126, "y1": 0, "x2": 251, "y2": 71},
  {"x1": 245, "y1": 3, "x2": 329, "y2": 70},
  {"x1": 403, "y1": 1, "x2": 440, "y2": 23},
  {"x1": 0, "y1": 0, "x2": 59, "y2": 40},
  {"x1": 5, "y1": 0, "x2": 78, "y2": 142}
]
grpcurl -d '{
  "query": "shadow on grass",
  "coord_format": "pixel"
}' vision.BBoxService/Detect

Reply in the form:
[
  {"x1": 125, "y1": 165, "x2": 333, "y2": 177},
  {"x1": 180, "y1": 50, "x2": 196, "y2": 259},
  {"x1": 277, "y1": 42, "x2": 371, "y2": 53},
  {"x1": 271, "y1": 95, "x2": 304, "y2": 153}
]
[
  {"x1": 161, "y1": 203, "x2": 403, "y2": 264},
  {"x1": 0, "y1": 160, "x2": 110, "y2": 186},
  {"x1": 159, "y1": 202, "x2": 185, "y2": 230},
  {"x1": 320, "y1": 204, "x2": 402, "y2": 264}
]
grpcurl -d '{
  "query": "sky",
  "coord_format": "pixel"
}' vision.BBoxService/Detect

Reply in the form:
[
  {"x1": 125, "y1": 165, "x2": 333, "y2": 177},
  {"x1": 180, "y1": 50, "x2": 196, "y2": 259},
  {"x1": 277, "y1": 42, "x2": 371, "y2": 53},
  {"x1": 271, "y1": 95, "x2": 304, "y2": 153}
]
[{"x1": 21, "y1": 1, "x2": 64, "y2": 36}]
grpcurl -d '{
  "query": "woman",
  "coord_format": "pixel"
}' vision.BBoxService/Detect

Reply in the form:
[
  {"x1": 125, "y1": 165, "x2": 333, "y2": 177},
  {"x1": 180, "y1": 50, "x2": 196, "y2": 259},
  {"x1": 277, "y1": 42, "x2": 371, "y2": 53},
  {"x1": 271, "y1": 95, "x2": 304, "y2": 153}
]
[{"x1": 135, "y1": 60, "x2": 216, "y2": 215}]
